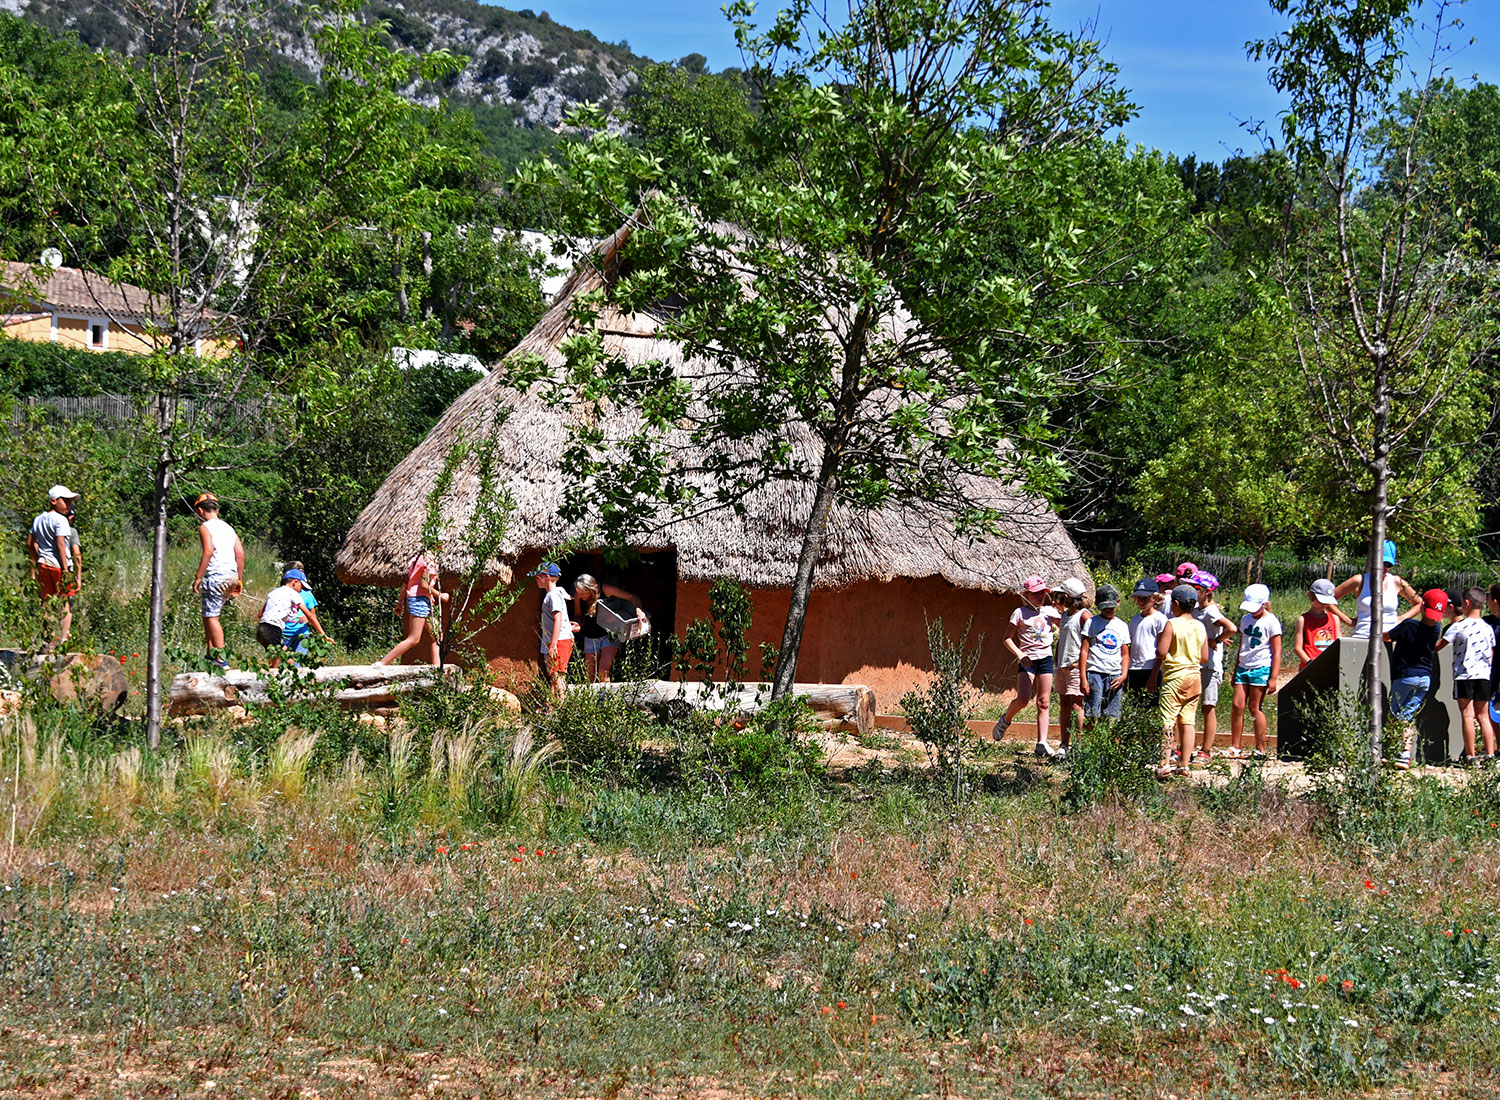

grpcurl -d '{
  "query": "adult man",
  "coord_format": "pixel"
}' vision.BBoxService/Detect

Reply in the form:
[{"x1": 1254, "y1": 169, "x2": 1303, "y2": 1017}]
[
  {"x1": 27, "y1": 485, "x2": 81, "y2": 647},
  {"x1": 190, "y1": 492, "x2": 244, "y2": 667}
]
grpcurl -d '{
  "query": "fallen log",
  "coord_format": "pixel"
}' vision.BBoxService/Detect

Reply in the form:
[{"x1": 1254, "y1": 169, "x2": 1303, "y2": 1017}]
[
  {"x1": 574, "y1": 680, "x2": 875, "y2": 735},
  {"x1": 168, "y1": 663, "x2": 459, "y2": 716},
  {"x1": 0, "y1": 649, "x2": 128, "y2": 711}
]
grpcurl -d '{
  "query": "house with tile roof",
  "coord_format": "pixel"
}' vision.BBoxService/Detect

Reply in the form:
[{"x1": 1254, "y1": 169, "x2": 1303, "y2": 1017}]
[{"x1": 0, "y1": 260, "x2": 236, "y2": 357}]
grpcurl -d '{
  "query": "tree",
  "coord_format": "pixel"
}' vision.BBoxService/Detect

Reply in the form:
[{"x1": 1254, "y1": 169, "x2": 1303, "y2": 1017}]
[
  {"x1": 1, "y1": 0, "x2": 473, "y2": 747},
  {"x1": 1251, "y1": 0, "x2": 1500, "y2": 757},
  {"x1": 520, "y1": 0, "x2": 1148, "y2": 698}
]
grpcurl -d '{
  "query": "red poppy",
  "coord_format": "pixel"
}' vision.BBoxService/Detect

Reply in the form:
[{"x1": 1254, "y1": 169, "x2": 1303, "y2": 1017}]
[
  {"x1": 1363, "y1": 880, "x2": 1374, "y2": 889},
  {"x1": 850, "y1": 872, "x2": 857, "y2": 880},
  {"x1": 1317, "y1": 974, "x2": 1328, "y2": 983},
  {"x1": 1023, "y1": 918, "x2": 1032, "y2": 926},
  {"x1": 512, "y1": 856, "x2": 522, "y2": 863},
  {"x1": 436, "y1": 846, "x2": 447, "y2": 854},
  {"x1": 1340, "y1": 979, "x2": 1353, "y2": 992},
  {"x1": 820, "y1": 1006, "x2": 831, "y2": 1015},
  {"x1": 837, "y1": 1000, "x2": 846, "y2": 1009}
]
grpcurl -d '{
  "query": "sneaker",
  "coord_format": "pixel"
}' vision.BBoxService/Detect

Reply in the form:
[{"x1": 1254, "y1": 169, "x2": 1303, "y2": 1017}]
[
  {"x1": 1462, "y1": 754, "x2": 1481, "y2": 769},
  {"x1": 991, "y1": 715, "x2": 1010, "y2": 742},
  {"x1": 1190, "y1": 751, "x2": 1210, "y2": 769},
  {"x1": 209, "y1": 654, "x2": 229, "y2": 671},
  {"x1": 1393, "y1": 751, "x2": 1412, "y2": 771},
  {"x1": 1034, "y1": 740, "x2": 1056, "y2": 759},
  {"x1": 1053, "y1": 747, "x2": 1068, "y2": 762}
]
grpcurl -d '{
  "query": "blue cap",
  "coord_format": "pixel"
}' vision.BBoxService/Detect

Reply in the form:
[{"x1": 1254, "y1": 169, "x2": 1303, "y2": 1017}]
[
  {"x1": 283, "y1": 569, "x2": 307, "y2": 583},
  {"x1": 1131, "y1": 578, "x2": 1159, "y2": 597},
  {"x1": 529, "y1": 561, "x2": 562, "y2": 577},
  {"x1": 1382, "y1": 539, "x2": 1397, "y2": 565}
]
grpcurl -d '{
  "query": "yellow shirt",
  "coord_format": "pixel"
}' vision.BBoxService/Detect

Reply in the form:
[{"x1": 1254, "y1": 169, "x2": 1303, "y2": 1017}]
[{"x1": 1161, "y1": 616, "x2": 1207, "y2": 679}]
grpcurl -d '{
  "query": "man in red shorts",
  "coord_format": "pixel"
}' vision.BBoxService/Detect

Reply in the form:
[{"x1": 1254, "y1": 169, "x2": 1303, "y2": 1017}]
[{"x1": 26, "y1": 485, "x2": 81, "y2": 647}]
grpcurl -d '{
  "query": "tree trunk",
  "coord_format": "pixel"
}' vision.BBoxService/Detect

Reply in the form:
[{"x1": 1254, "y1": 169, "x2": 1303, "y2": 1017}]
[
  {"x1": 1366, "y1": 353, "x2": 1392, "y2": 763},
  {"x1": 770, "y1": 442, "x2": 842, "y2": 699},
  {"x1": 145, "y1": 453, "x2": 173, "y2": 749},
  {"x1": 578, "y1": 679, "x2": 876, "y2": 735},
  {"x1": 168, "y1": 663, "x2": 459, "y2": 716}
]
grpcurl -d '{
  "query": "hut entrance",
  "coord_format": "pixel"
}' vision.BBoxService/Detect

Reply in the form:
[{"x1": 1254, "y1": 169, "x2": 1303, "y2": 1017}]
[{"x1": 560, "y1": 550, "x2": 678, "y2": 678}]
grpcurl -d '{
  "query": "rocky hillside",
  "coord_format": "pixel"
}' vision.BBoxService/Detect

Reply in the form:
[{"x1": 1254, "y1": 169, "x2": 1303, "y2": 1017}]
[{"x1": 5, "y1": 0, "x2": 650, "y2": 130}]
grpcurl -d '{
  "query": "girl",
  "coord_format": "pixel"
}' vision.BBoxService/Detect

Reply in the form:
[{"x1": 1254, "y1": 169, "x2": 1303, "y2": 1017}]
[
  {"x1": 374, "y1": 541, "x2": 445, "y2": 667},
  {"x1": 1127, "y1": 579, "x2": 1168, "y2": 700},
  {"x1": 1053, "y1": 577, "x2": 1092, "y2": 758},
  {"x1": 992, "y1": 576, "x2": 1062, "y2": 758},
  {"x1": 573, "y1": 574, "x2": 649, "y2": 683},
  {"x1": 1229, "y1": 583, "x2": 1282, "y2": 759},
  {"x1": 1291, "y1": 578, "x2": 1351, "y2": 670},
  {"x1": 1191, "y1": 572, "x2": 1235, "y2": 767}
]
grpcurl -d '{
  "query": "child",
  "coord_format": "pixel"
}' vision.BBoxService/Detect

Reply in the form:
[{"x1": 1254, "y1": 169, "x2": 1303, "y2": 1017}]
[
  {"x1": 1127, "y1": 579, "x2": 1167, "y2": 699},
  {"x1": 278, "y1": 560, "x2": 329, "y2": 658},
  {"x1": 1081, "y1": 584, "x2": 1130, "y2": 726},
  {"x1": 1291, "y1": 578, "x2": 1349, "y2": 670},
  {"x1": 534, "y1": 561, "x2": 579, "y2": 694},
  {"x1": 374, "y1": 542, "x2": 446, "y2": 667},
  {"x1": 1383, "y1": 589, "x2": 1447, "y2": 769},
  {"x1": 1435, "y1": 587, "x2": 1497, "y2": 765},
  {"x1": 1229, "y1": 583, "x2": 1282, "y2": 759},
  {"x1": 1154, "y1": 584, "x2": 1207, "y2": 778},
  {"x1": 191, "y1": 493, "x2": 244, "y2": 668},
  {"x1": 1191, "y1": 572, "x2": 1236, "y2": 766},
  {"x1": 1053, "y1": 577, "x2": 1092, "y2": 757},
  {"x1": 992, "y1": 575, "x2": 1061, "y2": 758},
  {"x1": 257, "y1": 569, "x2": 310, "y2": 669}
]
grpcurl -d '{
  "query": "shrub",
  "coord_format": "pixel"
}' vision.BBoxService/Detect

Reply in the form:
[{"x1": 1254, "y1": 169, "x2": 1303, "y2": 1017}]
[
  {"x1": 899, "y1": 617, "x2": 981, "y2": 803},
  {"x1": 1061, "y1": 699, "x2": 1164, "y2": 811},
  {"x1": 506, "y1": 59, "x2": 558, "y2": 100},
  {"x1": 708, "y1": 697, "x2": 824, "y2": 792},
  {"x1": 530, "y1": 684, "x2": 648, "y2": 775}
]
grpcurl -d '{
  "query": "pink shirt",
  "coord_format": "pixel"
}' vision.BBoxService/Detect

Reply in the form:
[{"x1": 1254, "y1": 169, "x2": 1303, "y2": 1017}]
[{"x1": 405, "y1": 553, "x2": 436, "y2": 598}]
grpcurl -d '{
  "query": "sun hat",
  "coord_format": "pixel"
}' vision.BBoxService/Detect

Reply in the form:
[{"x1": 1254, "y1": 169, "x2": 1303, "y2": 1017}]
[
  {"x1": 1095, "y1": 584, "x2": 1121, "y2": 609},
  {"x1": 1422, "y1": 589, "x2": 1449, "y2": 621},
  {"x1": 1131, "y1": 578, "x2": 1159, "y2": 597},
  {"x1": 1176, "y1": 561, "x2": 1199, "y2": 577},
  {"x1": 1382, "y1": 539, "x2": 1397, "y2": 565},
  {"x1": 1191, "y1": 570, "x2": 1219, "y2": 591},
  {"x1": 47, "y1": 484, "x2": 79, "y2": 500},
  {"x1": 283, "y1": 568, "x2": 307, "y2": 583},
  {"x1": 1310, "y1": 578, "x2": 1338, "y2": 605},
  {"x1": 1059, "y1": 577, "x2": 1086, "y2": 598},
  {"x1": 1240, "y1": 583, "x2": 1271, "y2": 612},
  {"x1": 1021, "y1": 575, "x2": 1050, "y2": 594},
  {"x1": 529, "y1": 562, "x2": 562, "y2": 578},
  {"x1": 1171, "y1": 583, "x2": 1198, "y2": 606}
]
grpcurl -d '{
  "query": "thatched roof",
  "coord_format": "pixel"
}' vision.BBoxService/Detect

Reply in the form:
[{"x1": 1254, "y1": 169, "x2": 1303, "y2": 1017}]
[{"x1": 335, "y1": 218, "x2": 1088, "y2": 594}]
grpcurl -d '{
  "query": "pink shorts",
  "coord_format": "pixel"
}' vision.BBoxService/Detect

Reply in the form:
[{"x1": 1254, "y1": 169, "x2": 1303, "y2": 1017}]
[{"x1": 1060, "y1": 666, "x2": 1084, "y2": 699}]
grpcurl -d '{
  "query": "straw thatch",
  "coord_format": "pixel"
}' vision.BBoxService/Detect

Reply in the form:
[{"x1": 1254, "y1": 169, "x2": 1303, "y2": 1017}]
[{"x1": 335, "y1": 217, "x2": 1088, "y2": 594}]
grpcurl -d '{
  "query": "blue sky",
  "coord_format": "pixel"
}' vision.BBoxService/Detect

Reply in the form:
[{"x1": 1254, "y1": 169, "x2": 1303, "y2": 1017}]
[{"x1": 515, "y1": 0, "x2": 1500, "y2": 159}]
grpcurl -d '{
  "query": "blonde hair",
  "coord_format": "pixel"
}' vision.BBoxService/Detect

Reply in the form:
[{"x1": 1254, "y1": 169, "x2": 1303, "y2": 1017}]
[{"x1": 574, "y1": 573, "x2": 601, "y2": 605}]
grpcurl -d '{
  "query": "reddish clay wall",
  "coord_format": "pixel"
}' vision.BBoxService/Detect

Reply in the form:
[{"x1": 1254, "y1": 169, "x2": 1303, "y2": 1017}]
[{"x1": 674, "y1": 577, "x2": 1023, "y2": 708}]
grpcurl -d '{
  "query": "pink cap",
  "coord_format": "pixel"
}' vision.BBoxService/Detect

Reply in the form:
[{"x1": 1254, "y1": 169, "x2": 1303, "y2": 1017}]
[
  {"x1": 1022, "y1": 575, "x2": 1050, "y2": 594},
  {"x1": 1155, "y1": 573, "x2": 1176, "y2": 587}
]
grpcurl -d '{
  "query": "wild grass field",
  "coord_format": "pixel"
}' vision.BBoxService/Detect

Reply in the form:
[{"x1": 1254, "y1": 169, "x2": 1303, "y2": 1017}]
[{"x1": 1, "y1": 680, "x2": 1499, "y2": 1099}]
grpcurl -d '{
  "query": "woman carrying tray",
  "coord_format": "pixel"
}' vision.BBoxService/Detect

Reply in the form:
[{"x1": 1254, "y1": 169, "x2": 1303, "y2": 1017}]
[{"x1": 572, "y1": 574, "x2": 650, "y2": 683}]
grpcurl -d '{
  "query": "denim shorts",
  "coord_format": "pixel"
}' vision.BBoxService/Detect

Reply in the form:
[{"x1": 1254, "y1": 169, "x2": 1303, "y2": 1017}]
[
  {"x1": 1390, "y1": 674, "x2": 1430, "y2": 723},
  {"x1": 1086, "y1": 670, "x2": 1123, "y2": 718},
  {"x1": 1233, "y1": 665, "x2": 1272, "y2": 687},
  {"x1": 1023, "y1": 656, "x2": 1055, "y2": 677},
  {"x1": 582, "y1": 635, "x2": 616, "y2": 656},
  {"x1": 406, "y1": 595, "x2": 432, "y2": 619}
]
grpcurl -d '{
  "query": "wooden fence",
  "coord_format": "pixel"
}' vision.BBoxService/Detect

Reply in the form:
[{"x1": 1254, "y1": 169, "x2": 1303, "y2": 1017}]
[
  {"x1": 1144, "y1": 550, "x2": 1487, "y2": 595},
  {"x1": 9, "y1": 394, "x2": 284, "y2": 426}
]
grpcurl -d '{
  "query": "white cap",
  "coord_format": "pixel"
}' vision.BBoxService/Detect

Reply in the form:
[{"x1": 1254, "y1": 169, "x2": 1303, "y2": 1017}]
[
  {"x1": 1240, "y1": 583, "x2": 1271, "y2": 612},
  {"x1": 1059, "y1": 577, "x2": 1086, "y2": 598},
  {"x1": 48, "y1": 485, "x2": 79, "y2": 500}
]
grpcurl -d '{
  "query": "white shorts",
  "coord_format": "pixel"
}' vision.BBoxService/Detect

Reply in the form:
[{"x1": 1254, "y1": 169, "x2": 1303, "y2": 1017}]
[{"x1": 1200, "y1": 666, "x2": 1223, "y2": 708}]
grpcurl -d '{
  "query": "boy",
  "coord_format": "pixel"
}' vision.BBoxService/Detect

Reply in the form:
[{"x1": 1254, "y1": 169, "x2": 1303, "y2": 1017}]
[
  {"x1": 1291, "y1": 578, "x2": 1349, "y2": 670},
  {"x1": 1126, "y1": 579, "x2": 1167, "y2": 700},
  {"x1": 534, "y1": 562, "x2": 579, "y2": 694},
  {"x1": 1081, "y1": 584, "x2": 1130, "y2": 726},
  {"x1": 27, "y1": 484, "x2": 81, "y2": 648},
  {"x1": 1053, "y1": 577, "x2": 1091, "y2": 757},
  {"x1": 257, "y1": 569, "x2": 310, "y2": 669},
  {"x1": 1155, "y1": 584, "x2": 1207, "y2": 778},
  {"x1": 1383, "y1": 589, "x2": 1447, "y2": 769},
  {"x1": 278, "y1": 561, "x2": 329, "y2": 657},
  {"x1": 1435, "y1": 587, "x2": 1497, "y2": 765},
  {"x1": 1191, "y1": 571, "x2": 1236, "y2": 766},
  {"x1": 1229, "y1": 583, "x2": 1282, "y2": 760},
  {"x1": 191, "y1": 493, "x2": 244, "y2": 668}
]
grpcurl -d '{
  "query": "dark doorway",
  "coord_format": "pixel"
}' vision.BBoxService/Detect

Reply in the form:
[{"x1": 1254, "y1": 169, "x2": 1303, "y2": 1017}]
[{"x1": 559, "y1": 549, "x2": 678, "y2": 678}]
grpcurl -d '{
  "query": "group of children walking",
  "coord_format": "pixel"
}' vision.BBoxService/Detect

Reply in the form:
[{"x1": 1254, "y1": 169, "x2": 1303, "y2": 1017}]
[{"x1": 992, "y1": 548, "x2": 1500, "y2": 773}]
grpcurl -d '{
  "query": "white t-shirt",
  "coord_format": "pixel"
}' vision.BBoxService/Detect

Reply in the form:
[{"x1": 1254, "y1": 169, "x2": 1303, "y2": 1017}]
[
  {"x1": 30, "y1": 511, "x2": 72, "y2": 568},
  {"x1": 202, "y1": 517, "x2": 239, "y2": 579},
  {"x1": 540, "y1": 586, "x2": 573, "y2": 649},
  {"x1": 1084, "y1": 615, "x2": 1130, "y2": 677},
  {"x1": 260, "y1": 584, "x2": 301, "y2": 626},
  {"x1": 1056, "y1": 609, "x2": 1089, "y2": 668},
  {"x1": 1194, "y1": 602, "x2": 1232, "y2": 674},
  {"x1": 1237, "y1": 611, "x2": 1283, "y2": 670},
  {"x1": 1129, "y1": 610, "x2": 1168, "y2": 669},
  {"x1": 1010, "y1": 603, "x2": 1061, "y2": 661},
  {"x1": 1445, "y1": 617, "x2": 1495, "y2": 681}
]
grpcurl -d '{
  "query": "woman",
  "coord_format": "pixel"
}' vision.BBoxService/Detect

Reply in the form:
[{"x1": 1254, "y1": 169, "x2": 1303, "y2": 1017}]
[
  {"x1": 572, "y1": 574, "x2": 648, "y2": 683},
  {"x1": 1334, "y1": 539, "x2": 1419, "y2": 640}
]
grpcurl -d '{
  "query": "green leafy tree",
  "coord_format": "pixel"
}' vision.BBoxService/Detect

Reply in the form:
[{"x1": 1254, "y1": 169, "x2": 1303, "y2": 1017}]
[
  {"x1": 520, "y1": 0, "x2": 1145, "y2": 699},
  {"x1": 1250, "y1": 0, "x2": 1500, "y2": 755}
]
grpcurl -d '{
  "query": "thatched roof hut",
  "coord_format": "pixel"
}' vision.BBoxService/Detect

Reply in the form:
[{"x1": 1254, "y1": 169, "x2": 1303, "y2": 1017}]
[{"x1": 336, "y1": 217, "x2": 1089, "y2": 699}]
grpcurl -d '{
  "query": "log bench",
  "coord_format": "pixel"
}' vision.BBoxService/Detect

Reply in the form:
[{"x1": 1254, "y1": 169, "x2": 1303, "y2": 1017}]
[
  {"x1": 168, "y1": 663, "x2": 460, "y2": 716},
  {"x1": 574, "y1": 680, "x2": 876, "y2": 735}
]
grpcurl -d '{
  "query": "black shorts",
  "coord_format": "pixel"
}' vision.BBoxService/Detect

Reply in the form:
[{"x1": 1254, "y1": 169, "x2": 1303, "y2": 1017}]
[
  {"x1": 1126, "y1": 667, "x2": 1158, "y2": 696},
  {"x1": 1024, "y1": 656, "x2": 1055, "y2": 676},
  {"x1": 1455, "y1": 678, "x2": 1491, "y2": 701},
  {"x1": 256, "y1": 621, "x2": 284, "y2": 648}
]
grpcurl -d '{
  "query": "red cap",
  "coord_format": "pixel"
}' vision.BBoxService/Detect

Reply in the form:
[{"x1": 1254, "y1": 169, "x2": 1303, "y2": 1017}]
[{"x1": 1422, "y1": 589, "x2": 1449, "y2": 621}]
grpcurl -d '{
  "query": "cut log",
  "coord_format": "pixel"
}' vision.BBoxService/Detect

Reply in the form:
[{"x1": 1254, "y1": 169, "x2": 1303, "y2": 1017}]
[
  {"x1": 167, "y1": 663, "x2": 459, "y2": 717},
  {"x1": 574, "y1": 680, "x2": 876, "y2": 735},
  {"x1": 0, "y1": 649, "x2": 128, "y2": 711}
]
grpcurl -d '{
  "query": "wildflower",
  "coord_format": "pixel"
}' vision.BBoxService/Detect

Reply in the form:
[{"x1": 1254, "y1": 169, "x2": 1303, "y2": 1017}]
[
  {"x1": 837, "y1": 1000, "x2": 846, "y2": 1009},
  {"x1": 850, "y1": 872, "x2": 857, "y2": 880},
  {"x1": 1287, "y1": 978, "x2": 1302, "y2": 989},
  {"x1": 401, "y1": 937, "x2": 409, "y2": 944},
  {"x1": 519, "y1": 846, "x2": 527, "y2": 853},
  {"x1": 821, "y1": 1006, "x2": 831, "y2": 1015},
  {"x1": 436, "y1": 846, "x2": 447, "y2": 855},
  {"x1": 1317, "y1": 975, "x2": 1328, "y2": 983},
  {"x1": 1024, "y1": 918, "x2": 1032, "y2": 926},
  {"x1": 1340, "y1": 980, "x2": 1353, "y2": 991},
  {"x1": 1363, "y1": 880, "x2": 1374, "y2": 889},
  {"x1": 133, "y1": 652, "x2": 140, "y2": 657},
  {"x1": 512, "y1": 857, "x2": 522, "y2": 863}
]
